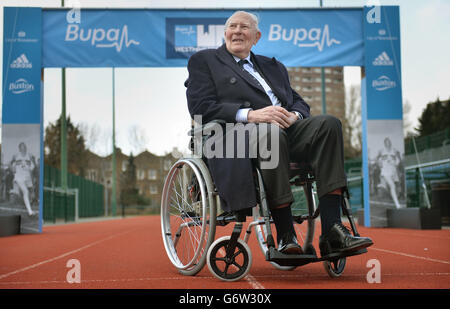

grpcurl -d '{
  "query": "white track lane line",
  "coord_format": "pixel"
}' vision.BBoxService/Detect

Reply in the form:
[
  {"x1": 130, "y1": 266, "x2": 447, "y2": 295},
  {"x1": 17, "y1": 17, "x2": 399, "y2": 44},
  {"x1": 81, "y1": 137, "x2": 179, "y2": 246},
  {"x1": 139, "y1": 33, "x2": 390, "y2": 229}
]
[
  {"x1": 0, "y1": 229, "x2": 136, "y2": 281},
  {"x1": 2, "y1": 272, "x2": 449, "y2": 286},
  {"x1": 218, "y1": 248, "x2": 265, "y2": 289},
  {"x1": 371, "y1": 247, "x2": 450, "y2": 265}
]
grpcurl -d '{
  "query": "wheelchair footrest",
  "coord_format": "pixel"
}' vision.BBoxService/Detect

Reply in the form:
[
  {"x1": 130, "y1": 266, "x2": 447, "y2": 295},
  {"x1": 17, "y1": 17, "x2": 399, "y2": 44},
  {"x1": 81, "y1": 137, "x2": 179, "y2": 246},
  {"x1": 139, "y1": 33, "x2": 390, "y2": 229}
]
[
  {"x1": 266, "y1": 247, "x2": 318, "y2": 267},
  {"x1": 216, "y1": 212, "x2": 237, "y2": 226},
  {"x1": 319, "y1": 248, "x2": 368, "y2": 262}
]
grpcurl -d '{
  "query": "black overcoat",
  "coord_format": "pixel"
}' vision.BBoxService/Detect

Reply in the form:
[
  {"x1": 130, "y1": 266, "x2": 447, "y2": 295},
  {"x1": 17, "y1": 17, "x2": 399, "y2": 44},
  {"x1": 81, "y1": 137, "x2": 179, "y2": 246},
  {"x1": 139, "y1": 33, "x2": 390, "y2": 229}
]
[{"x1": 186, "y1": 44, "x2": 310, "y2": 212}]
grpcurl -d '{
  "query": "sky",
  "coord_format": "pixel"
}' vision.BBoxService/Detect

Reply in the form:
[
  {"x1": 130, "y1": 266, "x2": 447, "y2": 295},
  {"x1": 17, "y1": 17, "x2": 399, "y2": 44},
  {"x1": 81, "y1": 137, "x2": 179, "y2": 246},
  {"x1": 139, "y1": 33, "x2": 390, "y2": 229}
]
[{"x1": 1, "y1": 0, "x2": 449, "y2": 157}]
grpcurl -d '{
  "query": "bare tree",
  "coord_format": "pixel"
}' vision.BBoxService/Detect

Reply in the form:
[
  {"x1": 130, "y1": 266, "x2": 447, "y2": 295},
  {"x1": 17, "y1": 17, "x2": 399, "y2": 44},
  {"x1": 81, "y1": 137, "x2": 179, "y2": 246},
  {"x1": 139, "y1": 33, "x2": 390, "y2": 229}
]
[
  {"x1": 128, "y1": 125, "x2": 149, "y2": 154},
  {"x1": 78, "y1": 122, "x2": 112, "y2": 156},
  {"x1": 79, "y1": 122, "x2": 101, "y2": 152},
  {"x1": 343, "y1": 84, "x2": 362, "y2": 158},
  {"x1": 402, "y1": 99, "x2": 415, "y2": 137}
]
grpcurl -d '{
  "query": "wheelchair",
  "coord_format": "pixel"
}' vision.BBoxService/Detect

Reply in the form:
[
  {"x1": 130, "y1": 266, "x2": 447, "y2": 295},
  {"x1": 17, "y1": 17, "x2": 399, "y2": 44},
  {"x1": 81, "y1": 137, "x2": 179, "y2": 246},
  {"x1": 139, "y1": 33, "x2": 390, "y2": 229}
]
[{"x1": 160, "y1": 122, "x2": 367, "y2": 282}]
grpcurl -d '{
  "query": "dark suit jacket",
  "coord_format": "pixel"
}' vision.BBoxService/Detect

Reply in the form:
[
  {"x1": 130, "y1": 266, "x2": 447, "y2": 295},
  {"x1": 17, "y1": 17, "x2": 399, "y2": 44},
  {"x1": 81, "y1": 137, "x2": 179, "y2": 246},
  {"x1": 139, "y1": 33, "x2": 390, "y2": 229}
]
[{"x1": 186, "y1": 44, "x2": 310, "y2": 212}]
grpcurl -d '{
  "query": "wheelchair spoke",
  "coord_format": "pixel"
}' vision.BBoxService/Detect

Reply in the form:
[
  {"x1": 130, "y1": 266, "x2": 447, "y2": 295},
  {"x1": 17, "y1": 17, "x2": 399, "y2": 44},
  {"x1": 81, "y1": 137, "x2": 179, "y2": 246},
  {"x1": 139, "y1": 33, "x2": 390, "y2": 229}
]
[
  {"x1": 172, "y1": 181, "x2": 196, "y2": 213},
  {"x1": 223, "y1": 262, "x2": 231, "y2": 276},
  {"x1": 232, "y1": 248, "x2": 243, "y2": 260},
  {"x1": 212, "y1": 256, "x2": 226, "y2": 262},
  {"x1": 232, "y1": 260, "x2": 244, "y2": 270}
]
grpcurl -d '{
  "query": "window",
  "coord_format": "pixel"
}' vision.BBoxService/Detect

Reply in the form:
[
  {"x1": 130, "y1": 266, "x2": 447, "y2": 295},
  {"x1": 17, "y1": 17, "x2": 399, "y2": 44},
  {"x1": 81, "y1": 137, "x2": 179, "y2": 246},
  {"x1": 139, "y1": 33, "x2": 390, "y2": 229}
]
[
  {"x1": 148, "y1": 169, "x2": 157, "y2": 180},
  {"x1": 150, "y1": 184, "x2": 158, "y2": 195},
  {"x1": 137, "y1": 169, "x2": 145, "y2": 180},
  {"x1": 122, "y1": 161, "x2": 128, "y2": 172},
  {"x1": 164, "y1": 160, "x2": 172, "y2": 171},
  {"x1": 87, "y1": 169, "x2": 97, "y2": 181}
]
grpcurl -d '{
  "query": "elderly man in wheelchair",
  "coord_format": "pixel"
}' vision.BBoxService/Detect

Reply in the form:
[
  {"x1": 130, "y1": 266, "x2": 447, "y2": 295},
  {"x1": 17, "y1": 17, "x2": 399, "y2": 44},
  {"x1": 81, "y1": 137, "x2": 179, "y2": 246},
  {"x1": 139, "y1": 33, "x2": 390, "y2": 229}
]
[{"x1": 161, "y1": 10, "x2": 373, "y2": 282}]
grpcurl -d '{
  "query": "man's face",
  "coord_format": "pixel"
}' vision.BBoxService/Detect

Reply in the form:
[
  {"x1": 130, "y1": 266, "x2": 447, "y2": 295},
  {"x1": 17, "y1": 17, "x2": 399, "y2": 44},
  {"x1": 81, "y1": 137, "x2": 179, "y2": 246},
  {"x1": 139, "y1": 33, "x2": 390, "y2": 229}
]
[{"x1": 224, "y1": 13, "x2": 261, "y2": 59}]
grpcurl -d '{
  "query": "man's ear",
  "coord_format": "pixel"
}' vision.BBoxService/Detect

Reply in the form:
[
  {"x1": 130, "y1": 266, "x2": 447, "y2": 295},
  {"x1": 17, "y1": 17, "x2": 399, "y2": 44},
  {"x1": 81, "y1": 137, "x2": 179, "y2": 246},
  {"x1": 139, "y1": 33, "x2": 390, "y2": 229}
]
[{"x1": 254, "y1": 31, "x2": 262, "y2": 45}]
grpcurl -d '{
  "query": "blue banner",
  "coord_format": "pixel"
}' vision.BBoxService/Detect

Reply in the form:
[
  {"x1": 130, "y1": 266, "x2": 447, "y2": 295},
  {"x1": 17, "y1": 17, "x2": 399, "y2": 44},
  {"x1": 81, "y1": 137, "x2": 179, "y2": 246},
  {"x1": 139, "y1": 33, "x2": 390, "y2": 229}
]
[
  {"x1": 3, "y1": 7, "x2": 42, "y2": 123},
  {"x1": 42, "y1": 9, "x2": 364, "y2": 68},
  {"x1": 362, "y1": 6, "x2": 405, "y2": 227},
  {"x1": 1, "y1": 7, "x2": 43, "y2": 233},
  {"x1": 363, "y1": 6, "x2": 402, "y2": 120}
]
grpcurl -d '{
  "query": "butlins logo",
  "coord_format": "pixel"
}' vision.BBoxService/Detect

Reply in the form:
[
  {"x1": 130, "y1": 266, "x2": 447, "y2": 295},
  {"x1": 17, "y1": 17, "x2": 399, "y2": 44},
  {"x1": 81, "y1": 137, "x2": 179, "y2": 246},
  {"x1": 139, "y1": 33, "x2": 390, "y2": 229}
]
[{"x1": 166, "y1": 18, "x2": 227, "y2": 59}]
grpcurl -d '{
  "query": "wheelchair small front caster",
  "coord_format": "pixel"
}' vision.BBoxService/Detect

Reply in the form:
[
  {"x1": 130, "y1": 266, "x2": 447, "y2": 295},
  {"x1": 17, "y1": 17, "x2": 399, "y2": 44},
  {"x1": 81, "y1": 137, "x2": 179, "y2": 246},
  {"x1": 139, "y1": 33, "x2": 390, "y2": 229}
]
[
  {"x1": 206, "y1": 236, "x2": 252, "y2": 282},
  {"x1": 323, "y1": 257, "x2": 346, "y2": 278}
]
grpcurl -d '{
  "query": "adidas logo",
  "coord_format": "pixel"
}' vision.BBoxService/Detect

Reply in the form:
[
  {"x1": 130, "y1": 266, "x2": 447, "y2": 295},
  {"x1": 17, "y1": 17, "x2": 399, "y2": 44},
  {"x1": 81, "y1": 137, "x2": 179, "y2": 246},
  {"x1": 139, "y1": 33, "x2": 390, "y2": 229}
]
[
  {"x1": 10, "y1": 53, "x2": 32, "y2": 69},
  {"x1": 372, "y1": 51, "x2": 393, "y2": 66}
]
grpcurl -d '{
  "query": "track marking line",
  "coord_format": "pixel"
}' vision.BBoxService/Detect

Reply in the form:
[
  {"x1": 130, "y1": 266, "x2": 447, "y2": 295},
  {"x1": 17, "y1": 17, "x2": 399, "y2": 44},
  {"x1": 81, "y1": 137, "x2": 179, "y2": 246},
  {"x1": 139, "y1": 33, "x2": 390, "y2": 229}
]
[
  {"x1": 245, "y1": 273, "x2": 265, "y2": 289},
  {"x1": 369, "y1": 229, "x2": 450, "y2": 241},
  {"x1": 0, "y1": 228, "x2": 137, "y2": 281},
  {"x1": 252, "y1": 272, "x2": 450, "y2": 279},
  {"x1": 218, "y1": 248, "x2": 265, "y2": 289},
  {"x1": 1, "y1": 272, "x2": 449, "y2": 286},
  {"x1": 371, "y1": 247, "x2": 450, "y2": 265}
]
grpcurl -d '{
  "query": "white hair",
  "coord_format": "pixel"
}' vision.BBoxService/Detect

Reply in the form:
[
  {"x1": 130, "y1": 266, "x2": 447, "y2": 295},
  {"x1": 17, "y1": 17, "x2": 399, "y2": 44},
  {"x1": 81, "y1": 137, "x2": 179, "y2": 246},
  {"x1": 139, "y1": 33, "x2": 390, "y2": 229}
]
[{"x1": 225, "y1": 11, "x2": 260, "y2": 32}]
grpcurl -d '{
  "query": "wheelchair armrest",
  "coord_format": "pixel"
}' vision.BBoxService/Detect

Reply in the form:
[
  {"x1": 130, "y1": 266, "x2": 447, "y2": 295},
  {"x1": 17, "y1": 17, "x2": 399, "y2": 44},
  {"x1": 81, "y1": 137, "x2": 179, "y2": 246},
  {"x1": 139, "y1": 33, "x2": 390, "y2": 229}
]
[{"x1": 188, "y1": 119, "x2": 227, "y2": 137}]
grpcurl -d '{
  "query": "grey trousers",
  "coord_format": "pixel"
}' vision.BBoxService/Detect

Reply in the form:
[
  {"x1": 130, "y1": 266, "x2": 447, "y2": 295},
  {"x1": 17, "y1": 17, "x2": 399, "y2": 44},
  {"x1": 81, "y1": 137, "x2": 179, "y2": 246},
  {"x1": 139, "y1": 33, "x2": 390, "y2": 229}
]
[{"x1": 259, "y1": 114, "x2": 348, "y2": 208}]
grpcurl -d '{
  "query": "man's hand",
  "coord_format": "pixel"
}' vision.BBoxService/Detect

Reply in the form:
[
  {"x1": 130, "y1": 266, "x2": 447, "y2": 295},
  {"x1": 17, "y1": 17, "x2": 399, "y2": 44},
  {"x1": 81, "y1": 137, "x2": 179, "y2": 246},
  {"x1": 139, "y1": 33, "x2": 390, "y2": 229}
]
[{"x1": 247, "y1": 106, "x2": 298, "y2": 129}]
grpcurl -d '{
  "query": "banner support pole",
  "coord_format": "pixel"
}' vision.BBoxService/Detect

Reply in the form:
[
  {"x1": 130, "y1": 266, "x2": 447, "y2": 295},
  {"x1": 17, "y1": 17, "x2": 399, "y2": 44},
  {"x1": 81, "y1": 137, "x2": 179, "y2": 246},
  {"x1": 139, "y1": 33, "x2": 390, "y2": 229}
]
[{"x1": 111, "y1": 67, "x2": 117, "y2": 216}]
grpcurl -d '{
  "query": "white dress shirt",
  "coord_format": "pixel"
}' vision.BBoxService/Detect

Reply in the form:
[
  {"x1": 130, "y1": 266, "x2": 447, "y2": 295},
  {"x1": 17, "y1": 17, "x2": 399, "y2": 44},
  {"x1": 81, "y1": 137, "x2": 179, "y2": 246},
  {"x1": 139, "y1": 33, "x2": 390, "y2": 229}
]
[{"x1": 233, "y1": 55, "x2": 302, "y2": 122}]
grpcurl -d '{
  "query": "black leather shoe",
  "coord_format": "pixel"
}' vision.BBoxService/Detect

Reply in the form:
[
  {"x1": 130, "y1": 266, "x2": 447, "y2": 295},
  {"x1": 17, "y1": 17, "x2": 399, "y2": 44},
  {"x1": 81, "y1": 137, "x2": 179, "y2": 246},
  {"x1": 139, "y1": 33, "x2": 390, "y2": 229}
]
[
  {"x1": 319, "y1": 223, "x2": 373, "y2": 257},
  {"x1": 278, "y1": 233, "x2": 303, "y2": 255}
]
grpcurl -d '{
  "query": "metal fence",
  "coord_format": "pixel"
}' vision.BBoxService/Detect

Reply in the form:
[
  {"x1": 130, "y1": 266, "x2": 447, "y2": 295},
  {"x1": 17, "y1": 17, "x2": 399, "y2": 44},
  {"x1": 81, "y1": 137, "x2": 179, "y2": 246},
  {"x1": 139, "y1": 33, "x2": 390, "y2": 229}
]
[
  {"x1": 43, "y1": 165, "x2": 104, "y2": 223},
  {"x1": 404, "y1": 128, "x2": 450, "y2": 155}
]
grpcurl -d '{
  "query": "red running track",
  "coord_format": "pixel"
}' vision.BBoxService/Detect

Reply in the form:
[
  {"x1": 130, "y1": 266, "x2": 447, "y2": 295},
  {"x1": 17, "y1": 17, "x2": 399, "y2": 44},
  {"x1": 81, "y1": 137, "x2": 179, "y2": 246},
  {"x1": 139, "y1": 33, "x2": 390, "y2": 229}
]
[{"x1": 0, "y1": 215, "x2": 449, "y2": 289}]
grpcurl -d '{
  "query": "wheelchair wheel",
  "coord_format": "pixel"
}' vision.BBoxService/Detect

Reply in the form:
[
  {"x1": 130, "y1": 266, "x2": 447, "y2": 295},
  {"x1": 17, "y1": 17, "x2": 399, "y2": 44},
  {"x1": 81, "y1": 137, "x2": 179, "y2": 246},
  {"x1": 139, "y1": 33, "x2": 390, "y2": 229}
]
[
  {"x1": 206, "y1": 236, "x2": 252, "y2": 282},
  {"x1": 161, "y1": 158, "x2": 217, "y2": 276},
  {"x1": 323, "y1": 258, "x2": 346, "y2": 278}
]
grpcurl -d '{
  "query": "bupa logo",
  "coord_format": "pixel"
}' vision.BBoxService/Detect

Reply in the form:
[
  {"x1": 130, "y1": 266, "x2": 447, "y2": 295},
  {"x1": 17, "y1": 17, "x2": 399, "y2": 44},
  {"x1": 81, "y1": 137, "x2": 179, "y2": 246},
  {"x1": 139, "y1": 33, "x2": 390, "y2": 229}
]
[
  {"x1": 166, "y1": 18, "x2": 227, "y2": 59},
  {"x1": 268, "y1": 24, "x2": 341, "y2": 52},
  {"x1": 65, "y1": 24, "x2": 140, "y2": 52},
  {"x1": 372, "y1": 75, "x2": 396, "y2": 91}
]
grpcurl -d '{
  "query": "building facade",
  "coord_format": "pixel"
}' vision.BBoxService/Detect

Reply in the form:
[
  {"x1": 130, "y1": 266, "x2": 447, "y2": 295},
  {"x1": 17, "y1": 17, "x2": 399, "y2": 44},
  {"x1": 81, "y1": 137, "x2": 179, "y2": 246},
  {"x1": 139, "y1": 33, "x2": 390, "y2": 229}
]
[
  {"x1": 287, "y1": 67, "x2": 345, "y2": 120},
  {"x1": 85, "y1": 148, "x2": 176, "y2": 213}
]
